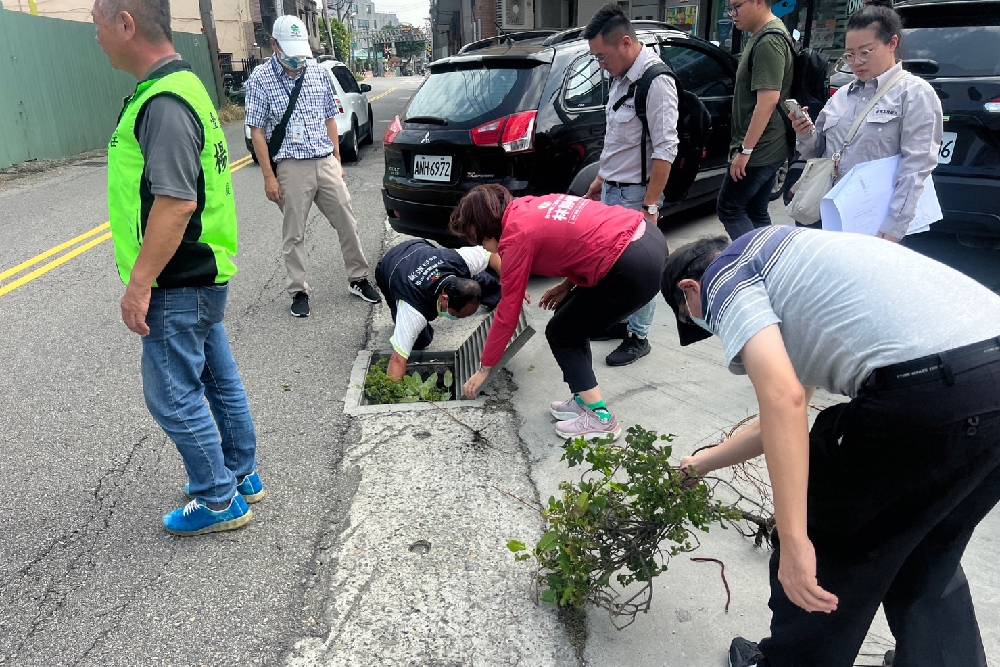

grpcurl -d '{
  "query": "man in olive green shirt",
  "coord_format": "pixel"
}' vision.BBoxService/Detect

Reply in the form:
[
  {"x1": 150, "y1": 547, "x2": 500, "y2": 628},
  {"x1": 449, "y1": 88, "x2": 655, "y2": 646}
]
[{"x1": 717, "y1": 0, "x2": 793, "y2": 240}]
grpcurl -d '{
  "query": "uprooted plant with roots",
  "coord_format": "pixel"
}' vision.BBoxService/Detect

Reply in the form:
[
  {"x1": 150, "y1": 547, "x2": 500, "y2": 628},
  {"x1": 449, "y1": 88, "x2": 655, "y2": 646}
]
[{"x1": 507, "y1": 422, "x2": 775, "y2": 628}]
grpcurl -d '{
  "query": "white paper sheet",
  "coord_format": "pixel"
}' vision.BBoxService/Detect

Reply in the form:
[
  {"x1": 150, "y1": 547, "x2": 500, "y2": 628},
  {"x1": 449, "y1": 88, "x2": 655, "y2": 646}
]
[{"x1": 820, "y1": 155, "x2": 942, "y2": 237}]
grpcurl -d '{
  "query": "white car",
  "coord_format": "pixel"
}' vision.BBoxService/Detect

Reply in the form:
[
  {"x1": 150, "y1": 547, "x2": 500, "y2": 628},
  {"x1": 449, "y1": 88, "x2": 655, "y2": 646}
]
[
  {"x1": 318, "y1": 59, "x2": 375, "y2": 162},
  {"x1": 244, "y1": 59, "x2": 375, "y2": 163}
]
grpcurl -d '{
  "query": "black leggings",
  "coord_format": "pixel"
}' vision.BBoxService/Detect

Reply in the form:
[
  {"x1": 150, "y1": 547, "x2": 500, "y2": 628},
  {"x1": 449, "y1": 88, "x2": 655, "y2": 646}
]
[{"x1": 544, "y1": 225, "x2": 667, "y2": 394}]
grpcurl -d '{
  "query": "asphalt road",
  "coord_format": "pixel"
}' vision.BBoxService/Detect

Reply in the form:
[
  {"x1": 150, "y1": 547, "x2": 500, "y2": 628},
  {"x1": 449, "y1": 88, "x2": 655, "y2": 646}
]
[{"x1": 0, "y1": 75, "x2": 423, "y2": 666}]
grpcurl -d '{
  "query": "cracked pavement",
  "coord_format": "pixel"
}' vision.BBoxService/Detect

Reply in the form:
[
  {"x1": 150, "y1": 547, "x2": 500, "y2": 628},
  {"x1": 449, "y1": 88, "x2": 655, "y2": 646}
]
[
  {"x1": 2, "y1": 71, "x2": 997, "y2": 667},
  {"x1": 0, "y1": 77, "x2": 420, "y2": 666}
]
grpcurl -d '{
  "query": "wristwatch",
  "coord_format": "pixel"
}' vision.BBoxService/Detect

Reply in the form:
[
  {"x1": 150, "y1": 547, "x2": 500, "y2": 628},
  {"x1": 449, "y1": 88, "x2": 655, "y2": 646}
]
[
  {"x1": 740, "y1": 144, "x2": 755, "y2": 156},
  {"x1": 643, "y1": 203, "x2": 659, "y2": 216}
]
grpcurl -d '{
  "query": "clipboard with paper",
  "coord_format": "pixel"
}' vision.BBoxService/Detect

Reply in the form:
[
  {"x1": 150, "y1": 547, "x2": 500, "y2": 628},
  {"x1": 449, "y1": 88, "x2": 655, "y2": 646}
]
[{"x1": 820, "y1": 155, "x2": 942, "y2": 236}]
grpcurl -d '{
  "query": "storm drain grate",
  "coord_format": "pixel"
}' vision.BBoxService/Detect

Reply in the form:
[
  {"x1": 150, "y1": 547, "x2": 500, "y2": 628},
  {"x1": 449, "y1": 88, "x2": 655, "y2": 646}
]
[{"x1": 454, "y1": 310, "x2": 534, "y2": 392}]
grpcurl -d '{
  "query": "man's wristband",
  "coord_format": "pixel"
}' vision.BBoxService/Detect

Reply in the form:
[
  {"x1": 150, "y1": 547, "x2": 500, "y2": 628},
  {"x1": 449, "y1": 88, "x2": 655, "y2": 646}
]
[{"x1": 739, "y1": 144, "x2": 755, "y2": 156}]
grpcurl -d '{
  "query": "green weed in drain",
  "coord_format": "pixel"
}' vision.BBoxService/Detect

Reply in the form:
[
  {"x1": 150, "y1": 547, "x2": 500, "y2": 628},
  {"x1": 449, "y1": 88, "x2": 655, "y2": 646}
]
[{"x1": 364, "y1": 359, "x2": 449, "y2": 404}]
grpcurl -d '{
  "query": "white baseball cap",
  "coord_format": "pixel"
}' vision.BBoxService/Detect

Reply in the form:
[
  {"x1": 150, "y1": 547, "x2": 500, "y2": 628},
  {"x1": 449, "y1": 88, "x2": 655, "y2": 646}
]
[{"x1": 272, "y1": 15, "x2": 312, "y2": 58}]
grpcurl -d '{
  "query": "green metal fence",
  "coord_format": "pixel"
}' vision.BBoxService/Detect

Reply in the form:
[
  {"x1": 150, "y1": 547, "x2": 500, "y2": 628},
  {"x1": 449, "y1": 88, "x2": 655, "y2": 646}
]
[{"x1": 0, "y1": 9, "x2": 220, "y2": 169}]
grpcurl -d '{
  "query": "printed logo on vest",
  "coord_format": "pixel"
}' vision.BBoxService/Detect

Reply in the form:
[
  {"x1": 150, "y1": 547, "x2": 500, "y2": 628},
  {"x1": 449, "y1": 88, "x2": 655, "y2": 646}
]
[{"x1": 214, "y1": 141, "x2": 229, "y2": 174}]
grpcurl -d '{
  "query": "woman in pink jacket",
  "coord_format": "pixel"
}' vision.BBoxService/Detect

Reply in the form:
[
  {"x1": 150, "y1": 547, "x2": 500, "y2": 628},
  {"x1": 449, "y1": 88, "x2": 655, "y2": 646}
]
[{"x1": 450, "y1": 184, "x2": 667, "y2": 441}]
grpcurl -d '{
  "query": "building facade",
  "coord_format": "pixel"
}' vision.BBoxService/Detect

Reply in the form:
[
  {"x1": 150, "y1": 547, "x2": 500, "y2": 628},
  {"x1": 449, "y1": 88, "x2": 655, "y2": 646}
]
[
  {"x1": 7, "y1": 0, "x2": 263, "y2": 60},
  {"x1": 432, "y1": 0, "x2": 857, "y2": 66}
]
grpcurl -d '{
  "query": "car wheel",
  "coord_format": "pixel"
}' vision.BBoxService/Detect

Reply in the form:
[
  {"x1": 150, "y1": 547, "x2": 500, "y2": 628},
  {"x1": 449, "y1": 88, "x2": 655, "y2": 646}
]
[
  {"x1": 342, "y1": 118, "x2": 360, "y2": 162},
  {"x1": 770, "y1": 159, "x2": 789, "y2": 201},
  {"x1": 361, "y1": 105, "x2": 374, "y2": 145}
]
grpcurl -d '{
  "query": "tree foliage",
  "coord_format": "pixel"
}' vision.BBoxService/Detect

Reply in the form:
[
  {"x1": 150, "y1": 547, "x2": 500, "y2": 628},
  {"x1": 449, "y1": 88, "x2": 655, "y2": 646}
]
[{"x1": 508, "y1": 426, "x2": 741, "y2": 628}]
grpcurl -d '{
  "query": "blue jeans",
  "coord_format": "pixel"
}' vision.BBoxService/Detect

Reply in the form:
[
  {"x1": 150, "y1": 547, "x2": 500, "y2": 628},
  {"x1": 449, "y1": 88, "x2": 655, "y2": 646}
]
[
  {"x1": 601, "y1": 182, "x2": 660, "y2": 339},
  {"x1": 716, "y1": 161, "x2": 782, "y2": 240},
  {"x1": 142, "y1": 285, "x2": 258, "y2": 505}
]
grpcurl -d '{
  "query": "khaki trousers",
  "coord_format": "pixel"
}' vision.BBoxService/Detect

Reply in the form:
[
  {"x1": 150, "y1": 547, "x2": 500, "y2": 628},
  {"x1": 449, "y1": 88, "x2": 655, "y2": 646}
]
[{"x1": 276, "y1": 156, "x2": 370, "y2": 296}]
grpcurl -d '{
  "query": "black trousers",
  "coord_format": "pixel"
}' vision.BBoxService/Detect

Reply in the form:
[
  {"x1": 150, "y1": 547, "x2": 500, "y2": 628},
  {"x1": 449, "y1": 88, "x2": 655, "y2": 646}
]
[
  {"x1": 544, "y1": 225, "x2": 667, "y2": 394},
  {"x1": 758, "y1": 354, "x2": 1000, "y2": 667}
]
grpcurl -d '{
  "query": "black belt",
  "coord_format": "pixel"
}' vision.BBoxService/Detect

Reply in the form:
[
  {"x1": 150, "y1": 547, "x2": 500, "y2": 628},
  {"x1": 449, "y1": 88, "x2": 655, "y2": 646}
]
[
  {"x1": 862, "y1": 336, "x2": 1000, "y2": 391},
  {"x1": 605, "y1": 180, "x2": 642, "y2": 188}
]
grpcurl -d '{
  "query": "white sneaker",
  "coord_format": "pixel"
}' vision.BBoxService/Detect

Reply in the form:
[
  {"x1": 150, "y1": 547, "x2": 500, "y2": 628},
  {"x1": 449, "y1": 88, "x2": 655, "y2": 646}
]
[
  {"x1": 554, "y1": 408, "x2": 622, "y2": 441},
  {"x1": 550, "y1": 396, "x2": 586, "y2": 421}
]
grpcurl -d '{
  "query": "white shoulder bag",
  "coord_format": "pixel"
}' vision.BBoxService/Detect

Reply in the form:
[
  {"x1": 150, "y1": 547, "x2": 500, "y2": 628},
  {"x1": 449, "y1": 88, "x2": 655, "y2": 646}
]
[{"x1": 787, "y1": 69, "x2": 909, "y2": 224}]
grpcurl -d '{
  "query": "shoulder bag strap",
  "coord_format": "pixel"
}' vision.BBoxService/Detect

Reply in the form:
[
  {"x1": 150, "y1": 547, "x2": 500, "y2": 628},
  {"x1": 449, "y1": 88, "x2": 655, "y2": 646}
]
[{"x1": 267, "y1": 71, "x2": 307, "y2": 164}]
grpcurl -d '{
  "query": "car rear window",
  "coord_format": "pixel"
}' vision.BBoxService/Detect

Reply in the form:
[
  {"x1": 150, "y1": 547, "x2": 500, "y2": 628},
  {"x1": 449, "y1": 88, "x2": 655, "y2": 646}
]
[
  {"x1": 405, "y1": 62, "x2": 547, "y2": 127},
  {"x1": 900, "y1": 7, "x2": 1000, "y2": 77}
]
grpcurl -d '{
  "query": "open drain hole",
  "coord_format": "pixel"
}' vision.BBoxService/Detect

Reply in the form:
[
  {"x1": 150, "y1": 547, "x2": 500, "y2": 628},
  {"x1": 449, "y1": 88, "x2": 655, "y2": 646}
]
[
  {"x1": 408, "y1": 539, "x2": 431, "y2": 555},
  {"x1": 362, "y1": 352, "x2": 457, "y2": 405}
]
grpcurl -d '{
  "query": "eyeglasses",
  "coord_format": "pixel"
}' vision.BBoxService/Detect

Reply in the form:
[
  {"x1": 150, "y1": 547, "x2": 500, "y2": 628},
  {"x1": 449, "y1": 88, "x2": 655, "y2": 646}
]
[
  {"x1": 839, "y1": 46, "x2": 876, "y2": 67},
  {"x1": 726, "y1": 1, "x2": 749, "y2": 17}
]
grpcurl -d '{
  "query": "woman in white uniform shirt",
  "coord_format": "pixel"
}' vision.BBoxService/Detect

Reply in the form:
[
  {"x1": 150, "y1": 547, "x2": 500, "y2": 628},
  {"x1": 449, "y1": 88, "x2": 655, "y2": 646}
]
[{"x1": 789, "y1": 5, "x2": 943, "y2": 242}]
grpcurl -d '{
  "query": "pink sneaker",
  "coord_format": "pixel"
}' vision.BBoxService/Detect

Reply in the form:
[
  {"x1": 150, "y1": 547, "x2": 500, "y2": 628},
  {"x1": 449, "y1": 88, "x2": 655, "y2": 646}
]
[
  {"x1": 555, "y1": 408, "x2": 622, "y2": 441},
  {"x1": 550, "y1": 396, "x2": 586, "y2": 421}
]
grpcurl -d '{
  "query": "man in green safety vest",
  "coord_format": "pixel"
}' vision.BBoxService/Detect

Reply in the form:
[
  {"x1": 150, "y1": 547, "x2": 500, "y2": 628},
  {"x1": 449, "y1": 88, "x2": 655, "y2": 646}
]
[{"x1": 93, "y1": 0, "x2": 263, "y2": 536}]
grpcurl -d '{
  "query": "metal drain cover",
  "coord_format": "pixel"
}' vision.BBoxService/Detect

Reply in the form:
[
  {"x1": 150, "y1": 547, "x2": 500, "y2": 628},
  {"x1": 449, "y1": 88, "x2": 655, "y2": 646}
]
[{"x1": 456, "y1": 310, "x2": 534, "y2": 398}]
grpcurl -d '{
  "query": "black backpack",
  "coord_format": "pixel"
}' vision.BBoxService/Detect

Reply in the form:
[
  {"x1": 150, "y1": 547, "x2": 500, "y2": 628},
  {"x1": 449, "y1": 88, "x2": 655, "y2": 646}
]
[
  {"x1": 611, "y1": 61, "x2": 712, "y2": 203},
  {"x1": 749, "y1": 29, "x2": 829, "y2": 120}
]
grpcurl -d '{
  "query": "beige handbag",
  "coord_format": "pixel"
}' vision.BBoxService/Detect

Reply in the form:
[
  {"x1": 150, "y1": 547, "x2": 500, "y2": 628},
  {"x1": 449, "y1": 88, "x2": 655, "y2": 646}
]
[{"x1": 787, "y1": 69, "x2": 909, "y2": 224}]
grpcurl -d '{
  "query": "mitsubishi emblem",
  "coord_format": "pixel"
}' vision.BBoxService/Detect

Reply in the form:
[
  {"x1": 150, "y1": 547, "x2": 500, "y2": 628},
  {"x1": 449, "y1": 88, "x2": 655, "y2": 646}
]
[{"x1": 420, "y1": 132, "x2": 430, "y2": 144}]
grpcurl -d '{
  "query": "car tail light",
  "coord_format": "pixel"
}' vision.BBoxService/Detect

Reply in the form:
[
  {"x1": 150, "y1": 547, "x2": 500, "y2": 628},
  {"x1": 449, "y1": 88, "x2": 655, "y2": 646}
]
[
  {"x1": 334, "y1": 97, "x2": 345, "y2": 114},
  {"x1": 501, "y1": 111, "x2": 537, "y2": 153},
  {"x1": 986, "y1": 96, "x2": 1000, "y2": 113},
  {"x1": 384, "y1": 115, "x2": 402, "y2": 144},
  {"x1": 471, "y1": 117, "x2": 508, "y2": 146},
  {"x1": 470, "y1": 111, "x2": 537, "y2": 153}
]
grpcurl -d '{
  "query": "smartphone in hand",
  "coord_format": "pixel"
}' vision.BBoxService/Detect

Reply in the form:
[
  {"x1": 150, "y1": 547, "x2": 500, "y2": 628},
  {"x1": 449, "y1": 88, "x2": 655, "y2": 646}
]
[{"x1": 784, "y1": 98, "x2": 808, "y2": 121}]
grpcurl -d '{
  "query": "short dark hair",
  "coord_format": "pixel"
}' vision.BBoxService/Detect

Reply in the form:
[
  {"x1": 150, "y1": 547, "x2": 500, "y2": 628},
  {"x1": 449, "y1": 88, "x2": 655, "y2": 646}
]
[
  {"x1": 661, "y1": 236, "x2": 729, "y2": 309},
  {"x1": 101, "y1": 0, "x2": 172, "y2": 43},
  {"x1": 582, "y1": 4, "x2": 636, "y2": 41},
  {"x1": 847, "y1": 5, "x2": 903, "y2": 45},
  {"x1": 448, "y1": 184, "x2": 513, "y2": 245},
  {"x1": 442, "y1": 277, "x2": 482, "y2": 311}
]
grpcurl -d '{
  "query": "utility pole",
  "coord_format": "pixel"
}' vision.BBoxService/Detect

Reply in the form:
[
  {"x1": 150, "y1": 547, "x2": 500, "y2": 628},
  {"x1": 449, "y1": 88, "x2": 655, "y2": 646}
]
[
  {"x1": 198, "y1": 0, "x2": 228, "y2": 107},
  {"x1": 321, "y1": 1, "x2": 335, "y2": 55}
]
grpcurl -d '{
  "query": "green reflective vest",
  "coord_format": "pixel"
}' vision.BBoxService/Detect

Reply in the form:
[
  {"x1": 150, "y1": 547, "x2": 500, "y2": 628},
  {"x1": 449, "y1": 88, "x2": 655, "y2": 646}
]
[{"x1": 107, "y1": 63, "x2": 238, "y2": 287}]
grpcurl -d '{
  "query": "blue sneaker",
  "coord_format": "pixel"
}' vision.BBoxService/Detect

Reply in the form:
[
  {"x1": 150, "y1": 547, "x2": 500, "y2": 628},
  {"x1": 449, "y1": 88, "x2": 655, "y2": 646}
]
[
  {"x1": 236, "y1": 470, "x2": 266, "y2": 504},
  {"x1": 184, "y1": 470, "x2": 266, "y2": 504},
  {"x1": 163, "y1": 495, "x2": 253, "y2": 536}
]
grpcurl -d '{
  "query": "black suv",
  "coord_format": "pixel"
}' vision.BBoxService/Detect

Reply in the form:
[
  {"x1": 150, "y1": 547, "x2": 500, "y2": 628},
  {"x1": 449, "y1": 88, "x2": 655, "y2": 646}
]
[
  {"x1": 894, "y1": 0, "x2": 1000, "y2": 247},
  {"x1": 382, "y1": 22, "x2": 737, "y2": 243}
]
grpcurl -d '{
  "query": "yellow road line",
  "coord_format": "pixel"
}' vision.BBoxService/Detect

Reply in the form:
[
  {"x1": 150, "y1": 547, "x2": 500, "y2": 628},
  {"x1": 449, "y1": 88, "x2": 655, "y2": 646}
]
[
  {"x1": 0, "y1": 221, "x2": 110, "y2": 282},
  {"x1": 0, "y1": 232, "x2": 113, "y2": 298},
  {"x1": 368, "y1": 87, "x2": 398, "y2": 104},
  {"x1": 0, "y1": 153, "x2": 255, "y2": 298}
]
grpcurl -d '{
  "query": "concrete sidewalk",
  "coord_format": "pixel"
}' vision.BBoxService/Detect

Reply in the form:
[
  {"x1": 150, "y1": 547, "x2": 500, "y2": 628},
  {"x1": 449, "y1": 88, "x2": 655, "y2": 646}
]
[
  {"x1": 505, "y1": 203, "x2": 1000, "y2": 665},
  {"x1": 297, "y1": 205, "x2": 999, "y2": 666}
]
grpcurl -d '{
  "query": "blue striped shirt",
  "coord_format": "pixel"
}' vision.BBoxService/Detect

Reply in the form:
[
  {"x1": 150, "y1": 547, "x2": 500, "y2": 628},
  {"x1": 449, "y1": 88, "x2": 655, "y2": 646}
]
[
  {"x1": 245, "y1": 57, "x2": 337, "y2": 161},
  {"x1": 701, "y1": 226, "x2": 1000, "y2": 396}
]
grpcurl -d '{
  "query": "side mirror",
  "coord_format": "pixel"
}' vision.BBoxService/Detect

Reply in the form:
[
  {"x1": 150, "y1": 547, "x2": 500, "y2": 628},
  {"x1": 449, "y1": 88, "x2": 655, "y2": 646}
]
[{"x1": 360, "y1": 83, "x2": 372, "y2": 93}]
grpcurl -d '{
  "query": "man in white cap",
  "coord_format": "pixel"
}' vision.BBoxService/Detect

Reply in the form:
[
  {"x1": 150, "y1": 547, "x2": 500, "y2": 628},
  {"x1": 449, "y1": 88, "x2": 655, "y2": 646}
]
[{"x1": 245, "y1": 15, "x2": 381, "y2": 318}]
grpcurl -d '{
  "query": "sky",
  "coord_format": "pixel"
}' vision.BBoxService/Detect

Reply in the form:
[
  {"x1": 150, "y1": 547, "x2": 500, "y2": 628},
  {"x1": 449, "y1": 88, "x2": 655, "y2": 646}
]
[{"x1": 374, "y1": 0, "x2": 431, "y2": 26}]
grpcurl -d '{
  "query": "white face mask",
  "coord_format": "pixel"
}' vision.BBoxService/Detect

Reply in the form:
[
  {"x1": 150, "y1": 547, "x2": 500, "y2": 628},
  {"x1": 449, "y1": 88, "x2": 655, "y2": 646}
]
[{"x1": 684, "y1": 291, "x2": 711, "y2": 333}]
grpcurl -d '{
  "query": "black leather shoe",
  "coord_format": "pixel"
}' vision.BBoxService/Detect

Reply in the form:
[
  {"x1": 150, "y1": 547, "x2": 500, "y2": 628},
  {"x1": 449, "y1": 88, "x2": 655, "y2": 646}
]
[{"x1": 729, "y1": 637, "x2": 764, "y2": 667}]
